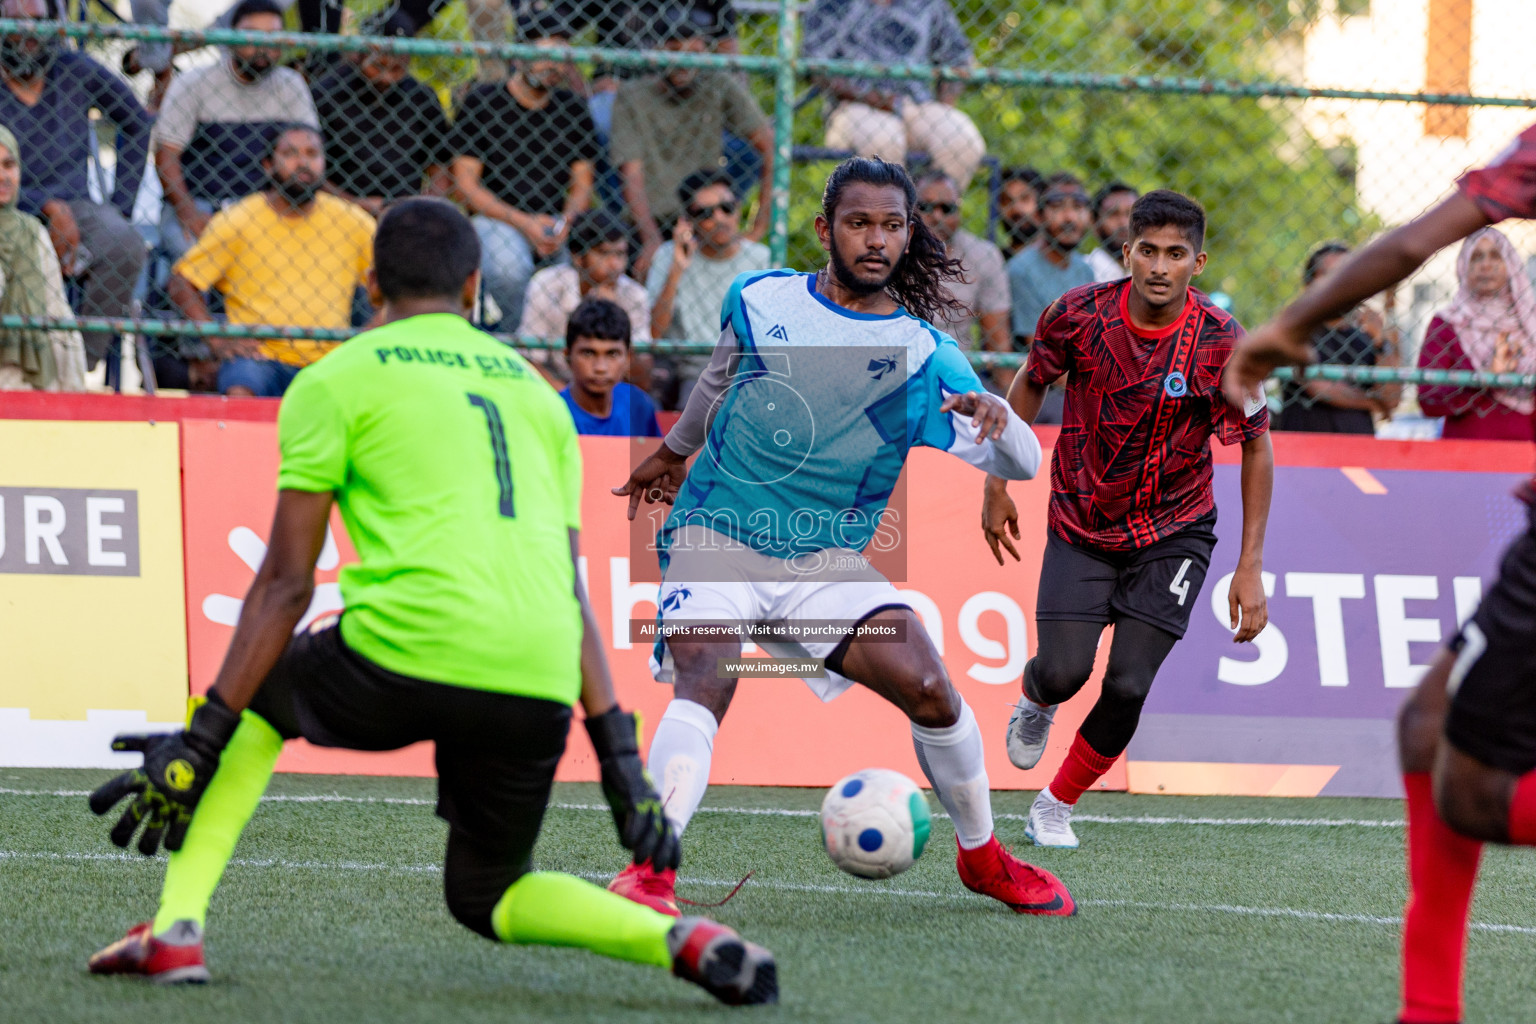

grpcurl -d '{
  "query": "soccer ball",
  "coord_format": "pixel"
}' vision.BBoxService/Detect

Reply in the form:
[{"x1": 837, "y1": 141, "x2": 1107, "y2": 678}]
[{"x1": 820, "y1": 768, "x2": 931, "y2": 879}]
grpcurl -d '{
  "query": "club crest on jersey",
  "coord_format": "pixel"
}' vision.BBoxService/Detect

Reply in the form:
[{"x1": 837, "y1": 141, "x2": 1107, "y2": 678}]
[
  {"x1": 1163, "y1": 371, "x2": 1188, "y2": 398},
  {"x1": 868, "y1": 356, "x2": 899, "y2": 380},
  {"x1": 766, "y1": 324, "x2": 790, "y2": 342},
  {"x1": 661, "y1": 587, "x2": 691, "y2": 613}
]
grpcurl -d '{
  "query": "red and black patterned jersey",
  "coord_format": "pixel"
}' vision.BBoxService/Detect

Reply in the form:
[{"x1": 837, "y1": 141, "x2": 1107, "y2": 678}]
[
  {"x1": 1457, "y1": 121, "x2": 1536, "y2": 504},
  {"x1": 1457, "y1": 121, "x2": 1536, "y2": 223},
  {"x1": 1026, "y1": 279, "x2": 1268, "y2": 551}
]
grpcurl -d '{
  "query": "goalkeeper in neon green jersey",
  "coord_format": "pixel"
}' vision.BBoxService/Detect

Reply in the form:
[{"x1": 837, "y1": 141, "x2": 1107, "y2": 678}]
[{"x1": 85, "y1": 197, "x2": 776, "y2": 1006}]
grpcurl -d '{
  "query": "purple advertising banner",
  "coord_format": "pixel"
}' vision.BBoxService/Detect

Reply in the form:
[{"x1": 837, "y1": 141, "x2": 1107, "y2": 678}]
[{"x1": 1128, "y1": 464, "x2": 1529, "y2": 796}]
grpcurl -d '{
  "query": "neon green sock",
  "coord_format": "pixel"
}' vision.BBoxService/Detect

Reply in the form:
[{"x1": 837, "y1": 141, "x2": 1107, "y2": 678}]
[
  {"x1": 490, "y1": 872, "x2": 673, "y2": 968},
  {"x1": 152, "y1": 712, "x2": 284, "y2": 935}
]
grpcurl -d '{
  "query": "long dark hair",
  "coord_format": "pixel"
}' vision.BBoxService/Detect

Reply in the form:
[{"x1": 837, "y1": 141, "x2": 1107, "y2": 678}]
[{"x1": 821, "y1": 157, "x2": 968, "y2": 326}]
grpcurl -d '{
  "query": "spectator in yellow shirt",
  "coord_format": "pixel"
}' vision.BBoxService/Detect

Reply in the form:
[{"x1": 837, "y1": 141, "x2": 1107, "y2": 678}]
[{"x1": 169, "y1": 124, "x2": 375, "y2": 397}]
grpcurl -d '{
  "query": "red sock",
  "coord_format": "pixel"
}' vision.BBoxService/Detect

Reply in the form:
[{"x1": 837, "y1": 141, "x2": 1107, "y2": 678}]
[
  {"x1": 1509, "y1": 771, "x2": 1536, "y2": 846},
  {"x1": 1400, "y1": 772, "x2": 1483, "y2": 1024},
  {"x1": 1047, "y1": 732, "x2": 1117, "y2": 805}
]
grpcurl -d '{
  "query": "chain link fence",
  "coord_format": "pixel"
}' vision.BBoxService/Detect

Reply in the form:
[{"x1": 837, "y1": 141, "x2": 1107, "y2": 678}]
[{"x1": 0, "y1": 1, "x2": 1532, "y2": 437}]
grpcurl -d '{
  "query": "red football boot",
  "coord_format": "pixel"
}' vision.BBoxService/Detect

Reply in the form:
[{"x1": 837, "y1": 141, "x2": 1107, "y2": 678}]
[
  {"x1": 607, "y1": 861, "x2": 680, "y2": 917},
  {"x1": 956, "y1": 835, "x2": 1077, "y2": 916},
  {"x1": 88, "y1": 920, "x2": 211, "y2": 983},
  {"x1": 667, "y1": 917, "x2": 778, "y2": 1005}
]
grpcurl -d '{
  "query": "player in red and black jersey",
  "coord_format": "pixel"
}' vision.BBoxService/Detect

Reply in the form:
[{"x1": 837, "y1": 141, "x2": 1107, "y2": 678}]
[
  {"x1": 1227, "y1": 124, "x2": 1536, "y2": 1024},
  {"x1": 983, "y1": 190, "x2": 1274, "y2": 848}
]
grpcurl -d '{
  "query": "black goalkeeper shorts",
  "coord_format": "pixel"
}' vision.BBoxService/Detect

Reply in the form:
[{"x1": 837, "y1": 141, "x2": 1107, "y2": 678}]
[
  {"x1": 1036, "y1": 510, "x2": 1218, "y2": 640},
  {"x1": 249, "y1": 618, "x2": 572, "y2": 859},
  {"x1": 1444, "y1": 508, "x2": 1536, "y2": 775}
]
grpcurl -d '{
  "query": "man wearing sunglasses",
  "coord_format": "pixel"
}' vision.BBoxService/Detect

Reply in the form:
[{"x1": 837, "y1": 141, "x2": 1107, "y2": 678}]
[
  {"x1": 915, "y1": 170, "x2": 1009, "y2": 360},
  {"x1": 646, "y1": 169, "x2": 771, "y2": 408},
  {"x1": 611, "y1": 16, "x2": 774, "y2": 281}
]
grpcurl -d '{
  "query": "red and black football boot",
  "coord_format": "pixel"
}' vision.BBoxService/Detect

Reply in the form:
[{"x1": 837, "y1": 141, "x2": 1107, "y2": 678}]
[
  {"x1": 608, "y1": 861, "x2": 680, "y2": 917},
  {"x1": 956, "y1": 835, "x2": 1077, "y2": 916},
  {"x1": 667, "y1": 917, "x2": 777, "y2": 1005},
  {"x1": 88, "y1": 920, "x2": 210, "y2": 984}
]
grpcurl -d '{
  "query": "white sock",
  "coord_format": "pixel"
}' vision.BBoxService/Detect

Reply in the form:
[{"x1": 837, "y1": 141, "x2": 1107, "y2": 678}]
[
  {"x1": 646, "y1": 699, "x2": 718, "y2": 835},
  {"x1": 910, "y1": 700, "x2": 994, "y2": 850}
]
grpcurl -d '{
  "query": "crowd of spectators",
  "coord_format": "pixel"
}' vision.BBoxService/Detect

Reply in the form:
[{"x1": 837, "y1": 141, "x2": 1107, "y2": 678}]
[
  {"x1": 0, "y1": 0, "x2": 148, "y2": 368},
  {"x1": 0, "y1": 0, "x2": 1527, "y2": 443}
]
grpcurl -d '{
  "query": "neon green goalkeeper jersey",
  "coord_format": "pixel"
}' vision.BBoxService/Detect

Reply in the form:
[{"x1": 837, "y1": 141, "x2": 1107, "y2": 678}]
[{"x1": 276, "y1": 313, "x2": 583, "y2": 705}]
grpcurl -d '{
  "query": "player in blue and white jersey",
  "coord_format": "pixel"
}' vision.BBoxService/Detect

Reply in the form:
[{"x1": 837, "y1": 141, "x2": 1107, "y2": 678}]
[{"x1": 610, "y1": 158, "x2": 1075, "y2": 918}]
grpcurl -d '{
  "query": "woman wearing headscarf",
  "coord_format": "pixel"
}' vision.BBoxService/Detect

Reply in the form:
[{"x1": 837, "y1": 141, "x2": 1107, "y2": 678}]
[
  {"x1": 0, "y1": 124, "x2": 86, "y2": 391},
  {"x1": 1418, "y1": 227, "x2": 1536, "y2": 440}
]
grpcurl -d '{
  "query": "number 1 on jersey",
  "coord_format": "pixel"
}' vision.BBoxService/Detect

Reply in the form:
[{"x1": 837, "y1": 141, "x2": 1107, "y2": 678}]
[{"x1": 468, "y1": 393, "x2": 515, "y2": 518}]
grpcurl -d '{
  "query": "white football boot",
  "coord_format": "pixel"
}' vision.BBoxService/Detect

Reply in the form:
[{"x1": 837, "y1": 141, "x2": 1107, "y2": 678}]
[
  {"x1": 1005, "y1": 696, "x2": 1058, "y2": 770},
  {"x1": 1024, "y1": 788, "x2": 1079, "y2": 848}
]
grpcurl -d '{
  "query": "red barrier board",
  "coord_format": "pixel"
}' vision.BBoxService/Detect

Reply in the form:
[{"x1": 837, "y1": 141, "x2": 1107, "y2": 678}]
[{"x1": 5, "y1": 394, "x2": 1531, "y2": 795}]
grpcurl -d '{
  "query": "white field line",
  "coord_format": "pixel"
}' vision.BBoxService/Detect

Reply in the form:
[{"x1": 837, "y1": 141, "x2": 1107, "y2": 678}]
[
  {"x1": 1, "y1": 848, "x2": 1531, "y2": 937},
  {"x1": 0, "y1": 788, "x2": 1407, "y2": 829},
  {"x1": 0, "y1": 848, "x2": 440, "y2": 875}
]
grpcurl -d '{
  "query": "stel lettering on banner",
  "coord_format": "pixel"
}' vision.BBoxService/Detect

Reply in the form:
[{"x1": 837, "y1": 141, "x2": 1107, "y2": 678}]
[{"x1": 1135, "y1": 463, "x2": 1527, "y2": 797}]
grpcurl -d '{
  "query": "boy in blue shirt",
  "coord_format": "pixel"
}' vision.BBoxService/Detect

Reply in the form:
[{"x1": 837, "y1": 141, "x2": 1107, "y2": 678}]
[{"x1": 559, "y1": 299, "x2": 662, "y2": 437}]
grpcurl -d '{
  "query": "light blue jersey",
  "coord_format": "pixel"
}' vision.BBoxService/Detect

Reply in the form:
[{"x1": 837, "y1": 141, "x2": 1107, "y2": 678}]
[{"x1": 658, "y1": 270, "x2": 1040, "y2": 563}]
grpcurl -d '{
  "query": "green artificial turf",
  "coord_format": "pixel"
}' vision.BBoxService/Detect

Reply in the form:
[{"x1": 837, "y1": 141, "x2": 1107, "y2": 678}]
[{"x1": 3, "y1": 769, "x2": 1534, "y2": 1023}]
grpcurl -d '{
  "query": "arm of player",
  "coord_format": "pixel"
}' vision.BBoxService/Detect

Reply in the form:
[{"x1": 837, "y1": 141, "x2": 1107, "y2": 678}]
[
  {"x1": 612, "y1": 321, "x2": 739, "y2": 519},
  {"x1": 88, "y1": 488, "x2": 331, "y2": 855},
  {"x1": 1223, "y1": 192, "x2": 1488, "y2": 407},
  {"x1": 980, "y1": 298, "x2": 1065, "y2": 561},
  {"x1": 927, "y1": 342, "x2": 1043, "y2": 481},
  {"x1": 1229, "y1": 433, "x2": 1274, "y2": 644},
  {"x1": 978, "y1": 343, "x2": 1056, "y2": 560},
  {"x1": 571, "y1": 529, "x2": 681, "y2": 870},
  {"x1": 1003, "y1": 365, "x2": 1051, "y2": 426},
  {"x1": 208, "y1": 489, "x2": 335, "y2": 711},
  {"x1": 939, "y1": 390, "x2": 1042, "y2": 481}
]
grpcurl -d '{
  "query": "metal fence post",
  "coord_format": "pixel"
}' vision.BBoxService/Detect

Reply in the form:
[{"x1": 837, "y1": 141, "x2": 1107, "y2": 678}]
[{"x1": 769, "y1": 0, "x2": 798, "y2": 268}]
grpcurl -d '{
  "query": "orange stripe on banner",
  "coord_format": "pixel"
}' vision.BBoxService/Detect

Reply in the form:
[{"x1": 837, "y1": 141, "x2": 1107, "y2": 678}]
[
  {"x1": 1126, "y1": 762, "x2": 1340, "y2": 797},
  {"x1": 1340, "y1": 467, "x2": 1388, "y2": 494}
]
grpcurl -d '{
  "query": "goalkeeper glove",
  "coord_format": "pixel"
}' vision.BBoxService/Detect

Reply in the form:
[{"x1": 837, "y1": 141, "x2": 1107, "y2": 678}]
[
  {"x1": 585, "y1": 706, "x2": 680, "y2": 871},
  {"x1": 89, "y1": 691, "x2": 242, "y2": 856}
]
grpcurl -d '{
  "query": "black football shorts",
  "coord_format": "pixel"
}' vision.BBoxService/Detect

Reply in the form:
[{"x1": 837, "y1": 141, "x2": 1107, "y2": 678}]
[
  {"x1": 1036, "y1": 510, "x2": 1218, "y2": 640},
  {"x1": 1444, "y1": 508, "x2": 1536, "y2": 775},
  {"x1": 248, "y1": 618, "x2": 572, "y2": 859}
]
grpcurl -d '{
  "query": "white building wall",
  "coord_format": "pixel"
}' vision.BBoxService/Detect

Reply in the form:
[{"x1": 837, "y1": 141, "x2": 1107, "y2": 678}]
[{"x1": 1301, "y1": 0, "x2": 1536, "y2": 350}]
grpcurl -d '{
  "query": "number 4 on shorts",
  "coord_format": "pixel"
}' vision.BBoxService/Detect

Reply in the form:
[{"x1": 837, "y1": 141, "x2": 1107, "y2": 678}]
[{"x1": 1168, "y1": 558, "x2": 1193, "y2": 607}]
